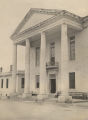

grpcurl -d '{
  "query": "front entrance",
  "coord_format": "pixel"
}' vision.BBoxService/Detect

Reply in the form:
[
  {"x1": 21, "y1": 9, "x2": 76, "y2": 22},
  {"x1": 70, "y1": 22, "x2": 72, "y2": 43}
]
[{"x1": 50, "y1": 79, "x2": 56, "y2": 93}]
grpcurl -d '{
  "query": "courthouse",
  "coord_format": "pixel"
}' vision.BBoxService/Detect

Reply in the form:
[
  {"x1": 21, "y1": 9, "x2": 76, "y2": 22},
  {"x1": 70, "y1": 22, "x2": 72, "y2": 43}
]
[{"x1": 1, "y1": 8, "x2": 88, "y2": 101}]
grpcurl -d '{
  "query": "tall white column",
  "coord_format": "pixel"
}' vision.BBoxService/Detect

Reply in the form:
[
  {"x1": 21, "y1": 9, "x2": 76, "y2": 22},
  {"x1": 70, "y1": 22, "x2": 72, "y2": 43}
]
[
  {"x1": 24, "y1": 39, "x2": 30, "y2": 94},
  {"x1": 58, "y1": 23, "x2": 72, "y2": 102},
  {"x1": 38, "y1": 32, "x2": 47, "y2": 99},
  {"x1": 12, "y1": 43, "x2": 17, "y2": 93}
]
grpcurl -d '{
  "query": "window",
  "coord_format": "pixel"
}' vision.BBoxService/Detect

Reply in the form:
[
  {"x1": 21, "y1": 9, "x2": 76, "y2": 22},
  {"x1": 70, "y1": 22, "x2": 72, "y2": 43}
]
[
  {"x1": 6, "y1": 79, "x2": 9, "y2": 88},
  {"x1": 36, "y1": 75, "x2": 40, "y2": 88},
  {"x1": 21, "y1": 78, "x2": 25, "y2": 88},
  {"x1": 36, "y1": 47, "x2": 40, "y2": 66},
  {"x1": 1, "y1": 79, "x2": 3, "y2": 88},
  {"x1": 50, "y1": 42, "x2": 55, "y2": 65},
  {"x1": 70, "y1": 36, "x2": 75, "y2": 60},
  {"x1": 69, "y1": 72, "x2": 75, "y2": 89}
]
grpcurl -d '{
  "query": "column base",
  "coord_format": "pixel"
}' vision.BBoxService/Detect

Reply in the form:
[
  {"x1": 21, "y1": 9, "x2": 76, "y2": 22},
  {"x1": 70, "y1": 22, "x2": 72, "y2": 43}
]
[
  {"x1": 1, "y1": 95, "x2": 8, "y2": 100},
  {"x1": 22, "y1": 93, "x2": 32, "y2": 98},
  {"x1": 9, "y1": 92, "x2": 18, "y2": 96},
  {"x1": 37, "y1": 94, "x2": 48, "y2": 101},
  {"x1": 58, "y1": 95, "x2": 72, "y2": 103}
]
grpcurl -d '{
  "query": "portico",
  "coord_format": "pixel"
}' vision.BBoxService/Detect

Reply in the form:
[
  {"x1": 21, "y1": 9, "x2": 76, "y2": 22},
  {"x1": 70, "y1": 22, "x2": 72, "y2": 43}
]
[{"x1": 11, "y1": 8, "x2": 83, "y2": 102}]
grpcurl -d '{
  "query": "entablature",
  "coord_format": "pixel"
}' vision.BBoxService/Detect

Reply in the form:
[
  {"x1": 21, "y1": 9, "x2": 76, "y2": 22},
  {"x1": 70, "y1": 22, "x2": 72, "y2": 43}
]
[{"x1": 12, "y1": 17, "x2": 83, "y2": 45}]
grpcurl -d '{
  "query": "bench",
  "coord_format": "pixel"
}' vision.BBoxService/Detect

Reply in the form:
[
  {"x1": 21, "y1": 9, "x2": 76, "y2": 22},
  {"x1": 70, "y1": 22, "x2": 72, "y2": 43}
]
[
  {"x1": 55, "y1": 91, "x2": 88, "y2": 100},
  {"x1": 69, "y1": 92, "x2": 88, "y2": 99}
]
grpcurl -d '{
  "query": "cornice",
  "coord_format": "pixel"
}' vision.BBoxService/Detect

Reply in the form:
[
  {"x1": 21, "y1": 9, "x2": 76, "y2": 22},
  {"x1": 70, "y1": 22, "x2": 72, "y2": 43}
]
[
  {"x1": 11, "y1": 8, "x2": 61, "y2": 39},
  {"x1": 11, "y1": 9, "x2": 82, "y2": 40},
  {"x1": 0, "y1": 72, "x2": 12, "y2": 77},
  {"x1": 16, "y1": 71, "x2": 25, "y2": 75},
  {"x1": 11, "y1": 12, "x2": 82, "y2": 41},
  {"x1": 0, "y1": 71, "x2": 25, "y2": 77},
  {"x1": 81, "y1": 16, "x2": 88, "y2": 28},
  {"x1": 30, "y1": 8, "x2": 61, "y2": 15}
]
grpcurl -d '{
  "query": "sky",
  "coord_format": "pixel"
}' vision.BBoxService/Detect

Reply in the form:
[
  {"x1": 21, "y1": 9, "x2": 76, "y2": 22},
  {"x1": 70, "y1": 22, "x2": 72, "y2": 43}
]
[{"x1": 0, "y1": 0, "x2": 88, "y2": 71}]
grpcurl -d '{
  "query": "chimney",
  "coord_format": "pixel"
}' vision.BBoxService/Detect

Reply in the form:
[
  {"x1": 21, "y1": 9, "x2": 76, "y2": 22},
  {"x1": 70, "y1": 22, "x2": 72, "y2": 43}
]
[
  {"x1": 10, "y1": 65, "x2": 13, "y2": 71},
  {"x1": 0, "y1": 67, "x2": 3, "y2": 73}
]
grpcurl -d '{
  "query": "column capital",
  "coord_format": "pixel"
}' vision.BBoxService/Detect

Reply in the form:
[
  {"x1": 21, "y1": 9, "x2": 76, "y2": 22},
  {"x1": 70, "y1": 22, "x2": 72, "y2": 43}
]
[
  {"x1": 25, "y1": 38, "x2": 30, "y2": 46},
  {"x1": 13, "y1": 42, "x2": 17, "y2": 46},
  {"x1": 25, "y1": 38, "x2": 29, "y2": 41},
  {"x1": 61, "y1": 23, "x2": 68, "y2": 30},
  {"x1": 41, "y1": 31, "x2": 46, "y2": 39},
  {"x1": 41, "y1": 31, "x2": 45, "y2": 34},
  {"x1": 61, "y1": 22, "x2": 67, "y2": 25}
]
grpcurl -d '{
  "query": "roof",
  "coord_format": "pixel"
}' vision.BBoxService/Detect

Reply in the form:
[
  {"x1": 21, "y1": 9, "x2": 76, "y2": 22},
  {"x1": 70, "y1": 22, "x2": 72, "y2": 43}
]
[
  {"x1": 11, "y1": 8, "x2": 88, "y2": 40},
  {"x1": 82, "y1": 16, "x2": 88, "y2": 23}
]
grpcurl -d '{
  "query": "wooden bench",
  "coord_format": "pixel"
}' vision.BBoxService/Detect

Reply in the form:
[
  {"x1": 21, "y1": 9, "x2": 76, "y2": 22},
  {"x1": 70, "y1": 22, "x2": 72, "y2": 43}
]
[
  {"x1": 55, "y1": 91, "x2": 88, "y2": 100},
  {"x1": 69, "y1": 92, "x2": 88, "y2": 99}
]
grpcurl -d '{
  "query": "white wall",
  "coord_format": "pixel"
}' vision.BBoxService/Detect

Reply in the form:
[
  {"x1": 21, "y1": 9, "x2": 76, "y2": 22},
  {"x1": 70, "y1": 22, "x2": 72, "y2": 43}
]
[
  {"x1": 29, "y1": 26, "x2": 88, "y2": 93},
  {"x1": 0, "y1": 76, "x2": 12, "y2": 96},
  {"x1": 0, "y1": 74, "x2": 25, "y2": 96},
  {"x1": 75, "y1": 26, "x2": 88, "y2": 92}
]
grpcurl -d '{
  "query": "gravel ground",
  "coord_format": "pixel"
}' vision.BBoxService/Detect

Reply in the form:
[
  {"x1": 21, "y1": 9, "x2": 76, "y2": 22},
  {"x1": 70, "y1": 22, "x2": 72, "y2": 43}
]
[{"x1": 0, "y1": 100, "x2": 88, "y2": 120}]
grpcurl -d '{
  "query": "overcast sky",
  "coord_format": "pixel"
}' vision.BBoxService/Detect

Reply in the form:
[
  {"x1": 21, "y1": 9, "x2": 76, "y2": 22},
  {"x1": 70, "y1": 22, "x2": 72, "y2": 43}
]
[{"x1": 0, "y1": 0, "x2": 88, "y2": 71}]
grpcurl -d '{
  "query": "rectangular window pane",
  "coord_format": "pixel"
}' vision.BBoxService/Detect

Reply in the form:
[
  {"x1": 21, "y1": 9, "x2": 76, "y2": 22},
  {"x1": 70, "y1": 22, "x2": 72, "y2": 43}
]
[
  {"x1": 21, "y1": 78, "x2": 24, "y2": 88},
  {"x1": 36, "y1": 75, "x2": 40, "y2": 88},
  {"x1": 69, "y1": 72, "x2": 75, "y2": 89},
  {"x1": 6, "y1": 79, "x2": 9, "y2": 88},
  {"x1": 50, "y1": 42, "x2": 55, "y2": 57},
  {"x1": 50, "y1": 42, "x2": 55, "y2": 65},
  {"x1": 36, "y1": 47, "x2": 40, "y2": 66},
  {"x1": 1, "y1": 79, "x2": 3, "y2": 88},
  {"x1": 70, "y1": 36, "x2": 75, "y2": 60}
]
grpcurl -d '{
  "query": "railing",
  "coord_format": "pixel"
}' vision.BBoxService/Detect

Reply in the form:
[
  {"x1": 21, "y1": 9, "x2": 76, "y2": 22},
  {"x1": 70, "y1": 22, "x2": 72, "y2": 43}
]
[{"x1": 46, "y1": 62, "x2": 59, "y2": 70}]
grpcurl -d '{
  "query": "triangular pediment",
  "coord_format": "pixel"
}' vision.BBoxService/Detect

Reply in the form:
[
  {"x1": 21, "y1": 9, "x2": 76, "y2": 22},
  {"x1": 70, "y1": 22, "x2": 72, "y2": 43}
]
[
  {"x1": 11, "y1": 8, "x2": 63, "y2": 39},
  {"x1": 11, "y1": 8, "x2": 60, "y2": 37},
  {"x1": 20, "y1": 13, "x2": 53, "y2": 32},
  {"x1": 11, "y1": 8, "x2": 83, "y2": 40}
]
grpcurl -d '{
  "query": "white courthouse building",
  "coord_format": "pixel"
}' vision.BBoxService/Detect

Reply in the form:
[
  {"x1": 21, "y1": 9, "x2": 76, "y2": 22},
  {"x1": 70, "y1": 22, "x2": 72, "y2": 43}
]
[{"x1": 2, "y1": 8, "x2": 88, "y2": 101}]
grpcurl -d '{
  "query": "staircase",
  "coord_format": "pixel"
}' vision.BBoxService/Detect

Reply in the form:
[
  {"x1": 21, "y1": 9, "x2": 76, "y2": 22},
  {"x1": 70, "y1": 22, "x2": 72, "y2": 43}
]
[{"x1": 45, "y1": 94, "x2": 58, "y2": 102}]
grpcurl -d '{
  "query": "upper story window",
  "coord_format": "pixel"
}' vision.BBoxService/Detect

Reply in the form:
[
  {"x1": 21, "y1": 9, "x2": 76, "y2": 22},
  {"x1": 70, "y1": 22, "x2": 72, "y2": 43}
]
[
  {"x1": 36, "y1": 75, "x2": 40, "y2": 88},
  {"x1": 6, "y1": 79, "x2": 9, "y2": 88},
  {"x1": 50, "y1": 42, "x2": 55, "y2": 65},
  {"x1": 21, "y1": 78, "x2": 25, "y2": 88},
  {"x1": 70, "y1": 36, "x2": 75, "y2": 60},
  {"x1": 36, "y1": 47, "x2": 40, "y2": 66},
  {"x1": 1, "y1": 79, "x2": 3, "y2": 88},
  {"x1": 69, "y1": 72, "x2": 75, "y2": 89}
]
